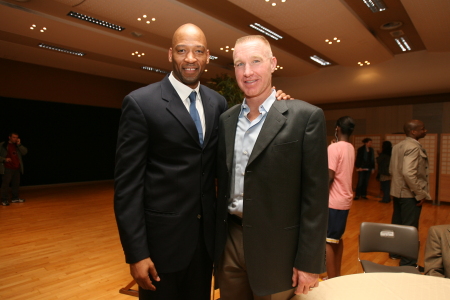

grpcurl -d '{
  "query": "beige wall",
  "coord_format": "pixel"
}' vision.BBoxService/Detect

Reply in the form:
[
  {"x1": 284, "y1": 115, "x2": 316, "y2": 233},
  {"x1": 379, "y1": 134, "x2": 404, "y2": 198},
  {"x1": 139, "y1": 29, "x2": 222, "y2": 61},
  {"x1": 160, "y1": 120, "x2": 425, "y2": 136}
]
[{"x1": 324, "y1": 102, "x2": 450, "y2": 136}]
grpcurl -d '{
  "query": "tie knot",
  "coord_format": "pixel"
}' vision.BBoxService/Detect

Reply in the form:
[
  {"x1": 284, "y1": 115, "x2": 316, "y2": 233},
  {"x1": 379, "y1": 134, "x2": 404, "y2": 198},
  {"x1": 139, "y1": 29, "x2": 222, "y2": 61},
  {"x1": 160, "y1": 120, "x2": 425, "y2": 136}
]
[{"x1": 189, "y1": 91, "x2": 197, "y2": 103}]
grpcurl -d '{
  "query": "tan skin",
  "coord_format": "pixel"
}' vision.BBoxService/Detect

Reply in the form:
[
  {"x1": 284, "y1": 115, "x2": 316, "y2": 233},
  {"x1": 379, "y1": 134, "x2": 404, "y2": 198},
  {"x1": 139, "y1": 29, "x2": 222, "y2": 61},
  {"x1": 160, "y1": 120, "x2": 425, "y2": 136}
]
[
  {"x1": 404, "y1": 120, "x2": 428, "y2": 206},
  {"x1": 130, "y1": 25, "x2": 290, "y2": 292},
  {"x1": 4, "y1": 134, "x2": 20, "y2": 163}
]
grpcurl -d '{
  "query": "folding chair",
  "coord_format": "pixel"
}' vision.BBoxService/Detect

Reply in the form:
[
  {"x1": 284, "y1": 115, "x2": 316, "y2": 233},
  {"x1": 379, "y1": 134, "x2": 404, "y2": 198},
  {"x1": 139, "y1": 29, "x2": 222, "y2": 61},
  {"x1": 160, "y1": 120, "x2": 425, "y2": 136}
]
[{"x1": 358, "y1": 222, "x2": 421, "y2": 274}]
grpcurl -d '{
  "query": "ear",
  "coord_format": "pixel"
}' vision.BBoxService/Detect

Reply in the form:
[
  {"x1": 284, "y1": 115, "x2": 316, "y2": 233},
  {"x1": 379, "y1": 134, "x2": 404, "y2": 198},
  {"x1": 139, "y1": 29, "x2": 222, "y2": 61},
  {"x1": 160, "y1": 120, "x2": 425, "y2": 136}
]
[
  {"x1": 168, "y1": 47, "x2": 173, "y2": 62},
  {"x1": 270, "y1": 56, "x2": 277, "y2": 73},
  {"x1": 206, "y1": 49, "x2": 210, "y2": 64}
]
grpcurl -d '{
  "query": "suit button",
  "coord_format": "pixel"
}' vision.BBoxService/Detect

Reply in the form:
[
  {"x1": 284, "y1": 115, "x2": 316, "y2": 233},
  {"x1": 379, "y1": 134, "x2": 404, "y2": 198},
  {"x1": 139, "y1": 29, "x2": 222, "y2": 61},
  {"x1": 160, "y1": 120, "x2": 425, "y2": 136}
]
[{"x1": 197, "y1": 214, "x2": 202, "y2": 219}]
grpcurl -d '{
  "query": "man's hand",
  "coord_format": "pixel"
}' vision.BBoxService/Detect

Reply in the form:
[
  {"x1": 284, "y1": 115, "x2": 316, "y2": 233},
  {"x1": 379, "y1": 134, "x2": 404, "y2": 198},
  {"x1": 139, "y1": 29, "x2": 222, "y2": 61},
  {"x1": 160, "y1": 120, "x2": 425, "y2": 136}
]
[
  {"x1": 416, "y1": 198, "x2": 426, "y2": 206},
  {"x1": 273, "y1": 86, "x2": 292, "y2": 100},
  {"x1": 130, "y1": 257, "x2": 160, "y2": 291},
  {"x1": 17, "y1": 138, "x2": 21, "y2": 145},
  {"x1": 292, "y1": 267, "x2": 319, "y2": 295}
]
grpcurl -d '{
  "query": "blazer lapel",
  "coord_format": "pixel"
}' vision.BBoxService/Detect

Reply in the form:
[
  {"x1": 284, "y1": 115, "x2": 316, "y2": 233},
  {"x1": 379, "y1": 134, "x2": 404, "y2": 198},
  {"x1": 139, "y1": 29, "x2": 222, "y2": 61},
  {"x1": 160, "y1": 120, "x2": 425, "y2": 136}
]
[
  {"x1": 223, "y1": 107, "x2": 240, "y2": 171},
  {"x1": 200, "y1": 86, "x2": 213, "y2": 147},
  {"x1": 247, "y1": 100, "x2": 288, "y2": 166},
  {"x1": 162, "y1": 77, "x2": 202, "y2": 146}
]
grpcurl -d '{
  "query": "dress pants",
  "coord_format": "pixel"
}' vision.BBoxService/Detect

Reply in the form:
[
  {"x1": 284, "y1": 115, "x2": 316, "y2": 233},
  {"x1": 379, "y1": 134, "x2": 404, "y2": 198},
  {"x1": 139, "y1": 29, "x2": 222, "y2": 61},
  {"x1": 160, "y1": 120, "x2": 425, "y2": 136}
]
[
  {"x1": 1, "y1": 168, "x2": 21, "y2": 201},
  {"x1": 380, "y1": 180, "x2": 391, "y2": 203},
  {"x1": 138, "y1": 226, "x2": 213, "y2": 300},
  {"x1": 217, "y1": 220, "x2": 295, "y2": 300},
  {"x1": 355, "y1": 170, "x2": 371, "y2": 197},
  {"x1": 391, "y1": 197, "x2": 422, "y2": 266}
]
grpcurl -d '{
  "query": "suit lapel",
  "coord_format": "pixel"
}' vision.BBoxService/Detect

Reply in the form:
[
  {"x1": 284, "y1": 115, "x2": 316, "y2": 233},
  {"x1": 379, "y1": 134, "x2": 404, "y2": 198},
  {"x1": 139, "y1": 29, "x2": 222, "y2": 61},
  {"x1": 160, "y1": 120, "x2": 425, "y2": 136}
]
[
  {"x1": 162, "y1": 77, "x2": 202, "y2": 147},
  {"x1": 223, "y1": 106, "x2": 241, "y2": 171},
  {"x1": 200, "y1": 86, "x2": 213, "y2": 147},
  {"x1": 247, "y1": 101, "x2": 288, "y2": 166}
]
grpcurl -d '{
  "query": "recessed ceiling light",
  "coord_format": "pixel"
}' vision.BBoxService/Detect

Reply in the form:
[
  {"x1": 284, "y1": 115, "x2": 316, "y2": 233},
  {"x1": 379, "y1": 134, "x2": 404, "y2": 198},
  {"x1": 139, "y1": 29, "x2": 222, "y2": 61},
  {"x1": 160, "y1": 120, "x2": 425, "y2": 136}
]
[
  {"x1": 137, "y1": 15, "x2": 156, "y2": 24},
  {"x1": 67, "y1": 11, "x2": 125, "y2": 31},
  {"x1": 38, "y1": 43, "x2": 85, "y2": 56},
  {"x1": 357, "y1": 61, "x2": 371, "y2": 66},
  {"x1": 220, "y1": 46, "x2": 234, "y2": 53},
  {"x1": 249, "y1": 23, "x2": 283, "y2": 40},
  {"x1": 325, "y1": 37, "x2": 341, "y2": 44},
  {"x1": 310, "y1": 55, "x2": 331, "y2": 66},
  {"x1": 395, "y1": 37, "x2": 412, "y2": 51},
  {"x1": 362, "y1": 0, "x2": 387, "y2": 13},
  {"x1": 132, "y1": 51, "x2": 145, "y2": 57},
  {"x1": 265, "y1": 0, "x2": 287, "y2": 5},
  {"x1": 209, "y1": 55, "x2": 218, "y2": 60},
  {"x1": 141, "y1": 66, "x2": 168, "y2": 74},
  {"x1": 275, "y1": 65, "x2": 283, "y2": 71}
]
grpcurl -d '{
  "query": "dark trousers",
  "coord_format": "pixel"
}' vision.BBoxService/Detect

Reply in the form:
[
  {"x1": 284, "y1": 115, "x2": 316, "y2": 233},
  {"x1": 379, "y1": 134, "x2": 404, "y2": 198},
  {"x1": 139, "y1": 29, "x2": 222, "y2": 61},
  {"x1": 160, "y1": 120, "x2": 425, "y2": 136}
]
[
  {"x1": 380, "y1": 180, "x2": 391, "y2": 203},
  {"x1": 1, "y1": 168, "x2": 21, "y2": 201},
  {"x1": 391, "y1": 197, "x2": 422, "y2": 266},
  {"x1": 138, "y1": 233, "x2": 213, "y2": 300},
  {"x1": 355, "y1": 170, "x2": 371, "y2": 197}
]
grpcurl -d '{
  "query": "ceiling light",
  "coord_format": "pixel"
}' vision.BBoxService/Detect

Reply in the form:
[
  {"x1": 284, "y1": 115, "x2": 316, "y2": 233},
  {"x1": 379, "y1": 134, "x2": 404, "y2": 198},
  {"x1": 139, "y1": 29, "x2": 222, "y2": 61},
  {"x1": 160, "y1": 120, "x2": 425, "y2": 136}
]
[
  {"x1": 395, "y1": 37, "x2": 411, "y2": 51},
  {"x1": 220, "y1": 46, "x2": 234, "y2": 53},
  {"x1": 137, "y1": 15, "x2": 156, "y2": 24},
  {"x1": 310, "y1": 55, "x2": 331, "y2": 66},
  {"x1": 357, "y1": 61, "x2": 371, "y2": 66},
  {"x1": 209, "y1": 55, "x2": 218, "y2": 60},
  {"x1": 141, "y1": 66, "x2": 168, "y2": 74},
  {"x1": 249, "y1": 23, "x2": 283, "y2": 40},
  {"x1": 275, "y1": 65, "x2": 283, "y2": 71},
  {"x1": 38, "y1": 43, "x2": 85, "y2": 56},
  {"x1": 132, "y1": 51, "x2": 145, "y2": 57},
  {"x1": 362, "y1": 0, "x2": 387, "y2": 13},
  {"x1": 325, "y1": 37, "x2": 341, "y2": 44},
  {"x1": 67, "y1": 11, "x2": 125, "y2": 31}
]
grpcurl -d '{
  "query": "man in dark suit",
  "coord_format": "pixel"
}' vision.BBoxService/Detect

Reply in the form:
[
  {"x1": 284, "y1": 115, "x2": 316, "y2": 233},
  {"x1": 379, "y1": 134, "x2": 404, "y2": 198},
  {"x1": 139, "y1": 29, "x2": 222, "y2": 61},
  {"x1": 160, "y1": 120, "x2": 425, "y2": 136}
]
[
  {"x1": 215, "y1": 35, "x2": 329, "y2": 299},
  {"x1": 114, "y1": 24, "x2": 228, "y2": 300}
]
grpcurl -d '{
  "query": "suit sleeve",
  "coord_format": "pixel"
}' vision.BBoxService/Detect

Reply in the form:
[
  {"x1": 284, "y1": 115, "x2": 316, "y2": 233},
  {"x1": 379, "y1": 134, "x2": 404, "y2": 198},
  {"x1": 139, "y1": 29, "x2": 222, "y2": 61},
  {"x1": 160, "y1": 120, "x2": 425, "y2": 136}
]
[
  {"x1": 114, "y1": 94, "x2": 150, "y2": 264},
  {"x1": 294, "y1": 107, "x2": 329, "y2": 274},
  {"x1": 402, "y1": 146, "x2": 430, "y2": 200},
  {"x1": 424, "y1": 226, "x2": 445, "y2": 278}
]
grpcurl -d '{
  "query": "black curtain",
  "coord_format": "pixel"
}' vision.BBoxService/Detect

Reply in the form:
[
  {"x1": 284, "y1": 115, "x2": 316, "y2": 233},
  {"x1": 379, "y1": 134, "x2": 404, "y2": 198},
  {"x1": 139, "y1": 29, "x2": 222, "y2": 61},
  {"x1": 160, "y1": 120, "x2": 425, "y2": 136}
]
[{"x1": 1, "y1": 97, "x2": 121, "y2": 186}]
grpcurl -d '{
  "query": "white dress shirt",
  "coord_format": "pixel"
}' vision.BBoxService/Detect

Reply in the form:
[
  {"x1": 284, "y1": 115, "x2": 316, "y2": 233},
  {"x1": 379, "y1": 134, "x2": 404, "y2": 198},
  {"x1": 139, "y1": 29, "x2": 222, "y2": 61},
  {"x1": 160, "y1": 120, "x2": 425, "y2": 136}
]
[{"x1": 168, "y1": 72, "x2": 205, "y2": 139}]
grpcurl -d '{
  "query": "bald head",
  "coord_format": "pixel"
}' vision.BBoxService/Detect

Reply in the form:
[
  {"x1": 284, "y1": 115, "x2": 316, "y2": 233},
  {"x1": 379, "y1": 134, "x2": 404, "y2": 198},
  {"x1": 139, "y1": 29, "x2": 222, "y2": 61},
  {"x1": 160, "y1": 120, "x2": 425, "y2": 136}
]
[
  {"x1": 172, "y1": 23, "x2": 207, "y2": 49},
  {"x1": 404, "y1": 119, "x2": 427, "y2": 140},
  {"x1": 169, "y1": 23, "x2": 209, "y2": 88}
]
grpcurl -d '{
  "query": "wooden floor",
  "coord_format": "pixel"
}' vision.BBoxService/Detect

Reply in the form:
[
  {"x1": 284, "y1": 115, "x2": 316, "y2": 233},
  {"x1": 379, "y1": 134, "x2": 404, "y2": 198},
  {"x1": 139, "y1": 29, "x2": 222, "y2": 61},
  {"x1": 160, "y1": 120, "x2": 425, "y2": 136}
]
[{"x1": 1, "y1": 181, "x2": 449, "y2": 299}]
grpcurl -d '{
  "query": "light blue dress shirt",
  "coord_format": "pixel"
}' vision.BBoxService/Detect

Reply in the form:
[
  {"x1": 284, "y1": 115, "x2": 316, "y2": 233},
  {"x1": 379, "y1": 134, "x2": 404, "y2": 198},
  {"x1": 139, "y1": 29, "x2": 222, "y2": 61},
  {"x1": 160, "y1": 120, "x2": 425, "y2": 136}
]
[{"x1": 228, "y1": 90, "x2": 276, "y2": 218}]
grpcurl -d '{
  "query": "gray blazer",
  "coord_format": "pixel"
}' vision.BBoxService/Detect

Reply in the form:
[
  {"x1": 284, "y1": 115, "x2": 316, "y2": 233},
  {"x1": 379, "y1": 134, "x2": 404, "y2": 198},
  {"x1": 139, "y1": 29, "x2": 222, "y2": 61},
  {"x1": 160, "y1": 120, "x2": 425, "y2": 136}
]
[
  {"x1": 425, "y1": 225, "x2": 450, "y2": 278},
  {"x1": 389, "y1": 137, "x2": 431, "y2": 200},
  {"x1": 215, "y1": 99, "x2": 329, "y2": 296}
]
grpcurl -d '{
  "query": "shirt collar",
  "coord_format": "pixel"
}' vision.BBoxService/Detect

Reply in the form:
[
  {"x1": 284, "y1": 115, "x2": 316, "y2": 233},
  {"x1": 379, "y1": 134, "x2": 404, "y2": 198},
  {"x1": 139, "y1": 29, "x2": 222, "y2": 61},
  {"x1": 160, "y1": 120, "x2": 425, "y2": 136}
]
[
  {"x1": 239, "y1": 89, "x2": 276, "y2": 117},
  {"x1": 169, "y1": 72, "x2": 201, "y2": 101}
]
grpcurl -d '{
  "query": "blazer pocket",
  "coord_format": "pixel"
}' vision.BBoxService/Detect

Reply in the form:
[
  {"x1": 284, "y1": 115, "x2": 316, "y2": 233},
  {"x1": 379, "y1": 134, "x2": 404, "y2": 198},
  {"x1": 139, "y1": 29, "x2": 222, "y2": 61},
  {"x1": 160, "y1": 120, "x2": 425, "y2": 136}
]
[{"x1": 273, "y1": 140, "x2": 299, "y2": 152}]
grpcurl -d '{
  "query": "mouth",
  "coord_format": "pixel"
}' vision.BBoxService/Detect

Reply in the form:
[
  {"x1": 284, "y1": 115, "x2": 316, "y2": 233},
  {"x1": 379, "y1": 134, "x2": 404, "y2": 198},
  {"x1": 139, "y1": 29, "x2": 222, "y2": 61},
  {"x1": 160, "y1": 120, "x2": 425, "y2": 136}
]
[
  {"x1": 244, "y1": 79, "x2": 258, "y2": 84},
  {"x1": 183, "y1": 66, "x2": 198, "y2": 72}
]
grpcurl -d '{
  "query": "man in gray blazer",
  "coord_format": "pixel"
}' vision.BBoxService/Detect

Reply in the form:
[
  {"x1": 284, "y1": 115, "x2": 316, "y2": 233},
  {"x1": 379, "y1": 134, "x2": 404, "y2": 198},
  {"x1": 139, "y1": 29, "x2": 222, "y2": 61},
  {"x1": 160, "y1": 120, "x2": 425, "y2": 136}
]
[
  {"x1": 425, "y1": 224, "x2": 450, "y2": 278},
  {"x1": 215, "y1": 35, "x2": 329, "y2": 299},
  {"x1": 389, "y1": 119, "x2": 430, "y2": 266}
]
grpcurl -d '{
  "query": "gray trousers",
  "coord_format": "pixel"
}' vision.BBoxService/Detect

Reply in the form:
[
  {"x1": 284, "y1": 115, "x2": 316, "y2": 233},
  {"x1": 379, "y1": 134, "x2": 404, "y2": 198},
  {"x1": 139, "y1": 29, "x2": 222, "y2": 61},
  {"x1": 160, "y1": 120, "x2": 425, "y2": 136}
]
[{"x1": 1, "y1": 168, "x2": 21, "y2": 201}]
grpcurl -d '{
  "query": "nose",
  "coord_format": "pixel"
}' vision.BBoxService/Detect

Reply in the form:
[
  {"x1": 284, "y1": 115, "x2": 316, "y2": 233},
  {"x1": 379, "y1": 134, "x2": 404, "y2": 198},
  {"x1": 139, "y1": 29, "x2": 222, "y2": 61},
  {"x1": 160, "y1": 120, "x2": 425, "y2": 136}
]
[
  {"x1": 185, "y1": 51, "x2": 197, "y2": 63},
  {"x1": 243, "y1": 64, "x2": 253, "y2": 77}
]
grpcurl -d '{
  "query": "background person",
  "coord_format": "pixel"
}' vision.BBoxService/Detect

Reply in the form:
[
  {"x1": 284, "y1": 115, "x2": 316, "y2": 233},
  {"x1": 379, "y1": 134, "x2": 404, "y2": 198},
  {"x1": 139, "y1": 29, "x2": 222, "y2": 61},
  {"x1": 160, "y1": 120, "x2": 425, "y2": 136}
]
[
  {"x1": 354, "y1": 138, "x2": 375, "y2": 200},
  {"x1": 376, "y1": 140, "x2": 392, "y2": 203},
  {"x1": 1, "y1": 132, "x2": 28, "y2": 206},
  {"x1": 424, "y1": 224, "x2": 450, "y2": 278},
  {"x1": 326, "y1": 116, "x2": 355, "y2": 279}
]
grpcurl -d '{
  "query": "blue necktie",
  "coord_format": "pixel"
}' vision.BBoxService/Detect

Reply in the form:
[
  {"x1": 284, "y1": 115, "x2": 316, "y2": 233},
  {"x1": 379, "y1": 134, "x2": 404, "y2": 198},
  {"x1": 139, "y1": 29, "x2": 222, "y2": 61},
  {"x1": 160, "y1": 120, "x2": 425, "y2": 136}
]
[{"x1": 189, "y1": 91, "x2": 203, "y2": 145}]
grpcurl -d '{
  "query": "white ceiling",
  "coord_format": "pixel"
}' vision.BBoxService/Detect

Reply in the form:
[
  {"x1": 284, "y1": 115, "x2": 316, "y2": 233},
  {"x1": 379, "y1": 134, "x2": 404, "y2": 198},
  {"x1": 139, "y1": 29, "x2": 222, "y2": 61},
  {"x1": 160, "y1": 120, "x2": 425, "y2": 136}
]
[{"x1": 0, "y1": 0, "x2": 449, "y2": 105}]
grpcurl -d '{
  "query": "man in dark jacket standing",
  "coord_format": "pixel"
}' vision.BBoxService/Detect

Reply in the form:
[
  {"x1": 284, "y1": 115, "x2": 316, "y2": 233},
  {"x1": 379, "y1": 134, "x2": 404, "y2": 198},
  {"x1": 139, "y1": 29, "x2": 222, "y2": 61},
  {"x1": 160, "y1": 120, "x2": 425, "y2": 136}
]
[
  {"x1": 1, "y1": 132, "x2": 28, "y2": 206},
  {"x1": 354, "y1": 138, "x2": 375, "y2": 200}
]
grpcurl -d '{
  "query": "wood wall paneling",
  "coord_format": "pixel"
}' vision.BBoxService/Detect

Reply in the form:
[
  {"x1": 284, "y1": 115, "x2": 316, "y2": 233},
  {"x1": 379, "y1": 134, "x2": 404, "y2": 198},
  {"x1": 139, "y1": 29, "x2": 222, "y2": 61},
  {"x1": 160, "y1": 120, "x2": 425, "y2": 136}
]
[{"x1": 438, "y1": 134, "x2": 450, "y2": 202}]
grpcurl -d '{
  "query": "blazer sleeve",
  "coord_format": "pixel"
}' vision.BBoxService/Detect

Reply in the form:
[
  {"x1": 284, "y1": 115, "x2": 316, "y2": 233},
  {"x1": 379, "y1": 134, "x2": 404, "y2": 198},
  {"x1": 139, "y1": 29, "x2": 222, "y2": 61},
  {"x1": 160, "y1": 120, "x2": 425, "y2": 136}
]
[
  {"x1": 294, "y1": 107, "x2": 329, "y2": 274},
  {"x1": 402, "y1": 146, "x2": 430, "y2": 200},
  {"x1": 424, "y1": 226, "x2": 445, "y2": 278},
  {"x1": 114, "y1": 94, "x2": 150, "y2": 264}
]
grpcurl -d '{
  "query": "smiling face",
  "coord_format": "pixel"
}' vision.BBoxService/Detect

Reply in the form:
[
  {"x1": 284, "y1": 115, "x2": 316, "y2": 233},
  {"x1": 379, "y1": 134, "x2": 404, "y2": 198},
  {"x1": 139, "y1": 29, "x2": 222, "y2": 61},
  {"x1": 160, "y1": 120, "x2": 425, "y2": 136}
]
[
  {"x1": 168, "y1": 24, "x2": 209, "y2": 89},
  {"x1": 233, "y1": 36, "x2": 276, "y2": 102}
]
